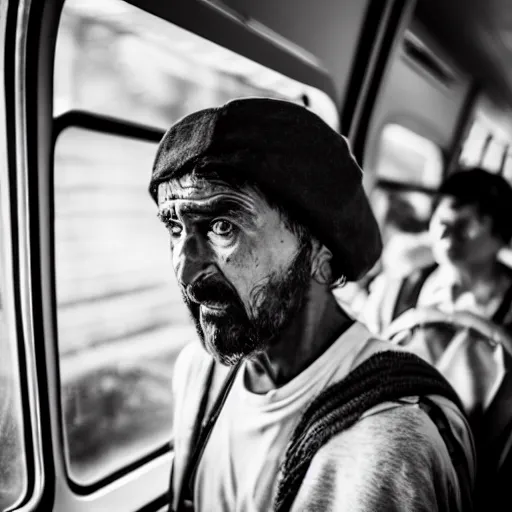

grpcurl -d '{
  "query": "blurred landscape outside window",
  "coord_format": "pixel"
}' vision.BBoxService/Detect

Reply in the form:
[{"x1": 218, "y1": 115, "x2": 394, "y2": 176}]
[
  {"x1": 0, "y1": 184, "x2": 27, "y2": 508},
  {"x1": 53, "y1": 0, "x2": 338, "y2": 129},
  {"x1": 53, "y1": 0, "x2": 338, "y2": 486}
]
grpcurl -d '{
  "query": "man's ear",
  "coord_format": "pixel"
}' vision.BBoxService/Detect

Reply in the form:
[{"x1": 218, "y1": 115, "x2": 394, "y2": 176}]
[{"x1": 311, "y1": 244, "x2": 334, "y2": 285}]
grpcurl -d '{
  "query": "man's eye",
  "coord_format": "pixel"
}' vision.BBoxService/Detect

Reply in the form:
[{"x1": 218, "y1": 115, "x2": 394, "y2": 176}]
[
  {"x1": 168, "y1": 222, "x2": 183, "y2": 237},
  {"x1": 211, "y1": 219, "x2": 234, "y2": 237}
]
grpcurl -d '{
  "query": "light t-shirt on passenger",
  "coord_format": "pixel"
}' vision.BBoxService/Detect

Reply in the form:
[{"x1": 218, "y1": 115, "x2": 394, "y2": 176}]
[
  {"x1": 360, "y1": 267, "x2": 512, "y2": 415},
  {"x1": 171, "y1": 321, "x2": 475, "y2": 511}
]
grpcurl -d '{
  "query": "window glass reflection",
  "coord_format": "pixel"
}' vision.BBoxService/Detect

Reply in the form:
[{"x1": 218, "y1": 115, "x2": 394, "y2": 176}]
[{"x1": 0, "y1": 185, "x2": 27, "y2": 510}]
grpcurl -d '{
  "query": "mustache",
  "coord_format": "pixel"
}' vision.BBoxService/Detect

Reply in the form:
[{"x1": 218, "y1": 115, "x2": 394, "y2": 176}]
[{"x1": 184, "y1": 274, "x2": 244, "y2": 309}]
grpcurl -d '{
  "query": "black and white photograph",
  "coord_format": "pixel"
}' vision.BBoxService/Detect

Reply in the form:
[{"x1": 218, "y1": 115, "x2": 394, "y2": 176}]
[{"x1": 1, "y1": 0, "x2": 511, "y2": 510}]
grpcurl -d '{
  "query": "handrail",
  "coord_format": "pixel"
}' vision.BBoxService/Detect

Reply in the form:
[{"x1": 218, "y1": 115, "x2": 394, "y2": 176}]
[{"x1": 382, "y1": 306, "x2": 512, "y2": 358}]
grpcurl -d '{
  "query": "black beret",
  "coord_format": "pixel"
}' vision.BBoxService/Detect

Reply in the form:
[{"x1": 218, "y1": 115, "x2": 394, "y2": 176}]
[{"x1": 149, "y1": 97, "x2": 382, "y2": 281}]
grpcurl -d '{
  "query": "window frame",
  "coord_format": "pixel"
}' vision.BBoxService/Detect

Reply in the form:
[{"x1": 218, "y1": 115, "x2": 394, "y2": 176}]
[
  {"x1": 373, "y1": 122, "x2": 445, "y2": 191},
  {"x1": 3, "y1": 0, "x2": 53, "y2": 510},
  {"x1": 0, "y1": 168, "x2": 33, "y2": 508},
  {"x1": 480, "y1": 137, "x2": 507, "y2": 174},
  {"x1": 458, "y1": 119, "x2": 491, "y2": 169},
  {"x1": 52, "y1": 111, "x2": 171, "y2": 493},
  {"x1": 369, "y1": 124, "x2": 443, "y2": 270},
  {"x1": 503, "y1": 150, "x2": 512, "y2": 180}
]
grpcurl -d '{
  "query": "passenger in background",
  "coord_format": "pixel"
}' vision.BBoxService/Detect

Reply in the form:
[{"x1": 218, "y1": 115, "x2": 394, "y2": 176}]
[
  {"x1": 334, "y1": 191, "x2": 434, "y2": 317},
  {"x1": 362, "y1": 167, "x2": 512, "y2": 336},
  {"x1": 150, "y1": 98, "x2": 474, "y2": 511},
  {"x1": 361, "y1": 167, "x2": 512, "y2": 512}
]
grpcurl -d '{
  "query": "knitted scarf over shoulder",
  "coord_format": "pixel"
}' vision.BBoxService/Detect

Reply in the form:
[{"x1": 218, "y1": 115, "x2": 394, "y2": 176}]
[{"x1": 272, "y1": 350, "x2": 466, "y2": 512}]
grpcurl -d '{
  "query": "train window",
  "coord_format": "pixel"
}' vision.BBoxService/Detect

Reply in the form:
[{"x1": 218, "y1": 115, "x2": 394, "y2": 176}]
[
  {"x1": 370, "y1": 124, "x2": 441, "y2": 272},
  {"x1": 53, "y1": 0, "x2": 338, "y2": 129},
  {"x1": 371, "y1": 186, "x2": 434, "y2": 249},
  {"x1": 459, "y1": 121, "x2": 490, "y2": 168},
  {"x1": 481, "y1": 139, "x2": 506, "y2": 173},
  {"x1": 54, "y1": 127, "x2": 195, "y2": 485},
  {"x1": 504, "y1": 152, "x2": 512, "y2": 182},
  {"x1": 0, "y1": 187, "x2": 28, "y2": 507},
  {"x1": 53, "y1": 0, "x2": 338, "y2": 488},
  {"x1": 375, "y1": 124, "x2": 443, "y2": 189}
]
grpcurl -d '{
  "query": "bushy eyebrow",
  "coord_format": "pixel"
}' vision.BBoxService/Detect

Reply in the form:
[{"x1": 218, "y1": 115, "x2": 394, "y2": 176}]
[
  {"x1": 157, "y1": 196, "x2": 256, "y2": 225},
  {"x1": 157, "y1": 208, "x2": 177, "y2": 225}
]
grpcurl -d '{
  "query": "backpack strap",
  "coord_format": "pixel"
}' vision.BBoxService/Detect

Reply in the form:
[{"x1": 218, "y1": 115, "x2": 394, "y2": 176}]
[
  {"x1": 272, "y1": 350, "x2": 469, "y2": 512},
  {"x1": 392, "y1": 264, "x2": 438, "y2": 321},
  {"x1": 418, "y1": 397, "x2": 473, "y2": 512},
  {"x1": 168, "y1": 360, "x2": 214, "y2": 512},
  {"x1": 169, "y1": 359, "x2": 242, "y2": 512}
]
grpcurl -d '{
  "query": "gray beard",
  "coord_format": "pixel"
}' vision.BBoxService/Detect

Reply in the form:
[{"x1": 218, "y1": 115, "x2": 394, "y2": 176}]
[{"x1": 184, "y1": 243, "x2": 312, "y2": 366}]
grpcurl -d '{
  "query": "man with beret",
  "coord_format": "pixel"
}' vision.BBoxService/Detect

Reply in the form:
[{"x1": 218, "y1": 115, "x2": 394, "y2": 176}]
[{"x1": 149, "y1": 98, "x2": 475, "y2": 511}]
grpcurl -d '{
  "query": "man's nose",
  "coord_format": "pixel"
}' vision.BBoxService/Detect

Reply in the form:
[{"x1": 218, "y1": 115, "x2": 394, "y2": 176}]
[{"x1": 174, "y1": 232, "x2": 215, "y2": 287}]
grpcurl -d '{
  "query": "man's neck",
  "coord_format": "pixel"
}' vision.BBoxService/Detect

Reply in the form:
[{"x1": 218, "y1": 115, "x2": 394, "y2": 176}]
[{"x1": 244, "y1": 287, "x2": 352, "y2": 393}]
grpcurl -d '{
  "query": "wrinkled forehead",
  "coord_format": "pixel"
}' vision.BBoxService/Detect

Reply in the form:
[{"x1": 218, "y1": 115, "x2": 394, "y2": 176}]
[
  {"x1": 157, "y1": 174, "x2": 241, "y2": 203},
  {"x1": 156, "y1": 174, "x2": 274, "y2": 221}
]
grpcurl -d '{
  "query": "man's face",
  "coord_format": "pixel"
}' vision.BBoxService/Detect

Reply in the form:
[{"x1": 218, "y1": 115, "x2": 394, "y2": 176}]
[
  {"x1": 157, "y1": 174, "x2": 312, "y2": 365},
  {"x1": 429, "y1": 196, "x2": 502, "y2": 268}
]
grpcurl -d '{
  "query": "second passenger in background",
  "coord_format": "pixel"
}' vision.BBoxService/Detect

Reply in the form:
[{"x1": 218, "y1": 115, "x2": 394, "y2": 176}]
[
  {"x1": 361, "y1": 166, "x2": 512, "y2": 512},
  {"x1": 362, "y1": 167, "x2": 512, "y2": 335}
]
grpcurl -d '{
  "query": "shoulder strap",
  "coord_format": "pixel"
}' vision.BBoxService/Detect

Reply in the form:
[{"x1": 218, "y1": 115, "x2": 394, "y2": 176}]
[
  {"x1": 418, "y1": 397, "x2": 473, "y2": 512},
  {"x1": 272, "y1": 350, "x2": 468, "y2": 512},
  {"x1": 392, "y1": 264, "x2": 438, "y2": 321},
  {"x1": 172, "y1": 359, "x2": 242, "y2": 512},
  {"x1": 191, "y1": 361, "x2": 217, "y2": 458},
  {"x1": 168, "y1": 360, "x2": 215, "y2": 512}
]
